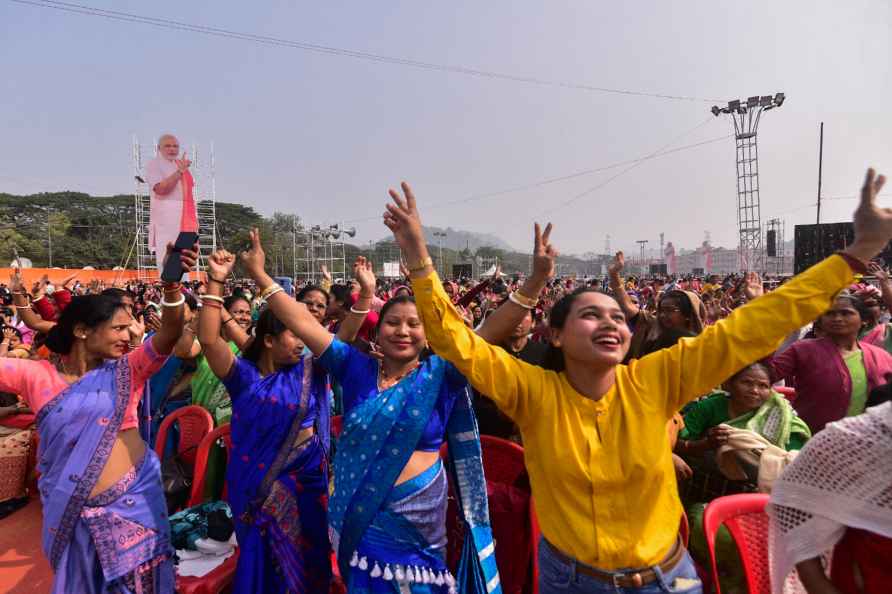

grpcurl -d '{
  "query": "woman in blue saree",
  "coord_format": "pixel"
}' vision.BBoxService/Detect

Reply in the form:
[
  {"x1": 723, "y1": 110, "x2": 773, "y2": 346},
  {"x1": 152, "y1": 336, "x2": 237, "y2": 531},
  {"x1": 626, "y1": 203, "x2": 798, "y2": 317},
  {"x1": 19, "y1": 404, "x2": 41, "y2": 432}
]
[
  {"x1": 197, "y1": 249, "x2": 373, "y2": 593},
  {"x1": 0, "y1": 250, "x2": 194, "y2": 593},
  {"x1": 240, "y1": 229, "x2": 500, "y2": 594}
]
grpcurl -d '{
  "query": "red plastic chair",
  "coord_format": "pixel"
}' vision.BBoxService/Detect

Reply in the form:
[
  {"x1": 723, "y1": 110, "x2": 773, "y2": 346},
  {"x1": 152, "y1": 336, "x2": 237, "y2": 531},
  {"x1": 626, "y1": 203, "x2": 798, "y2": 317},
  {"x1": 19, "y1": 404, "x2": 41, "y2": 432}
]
[
  {"x1": 331, "y1": 415, "x2": 343, "y2": 439},
  {"x1": 154, "y1": 405, "x2": 214, "y2": 467},
  {"x1": 703, "y1": 493, "x2": 771, "y2": 594},
  {"x1": 774, "y1": 386, "x2": 797, "y2": 403},
  {"x1": 176, "y1": 424, "x2": 237, "y2": 594},
  {"x1": 187, "y1": 424, "x2": 233, "y2": 508},
  {"x1": 441, "y1": 436, "x2": 540, "y2": 594}
]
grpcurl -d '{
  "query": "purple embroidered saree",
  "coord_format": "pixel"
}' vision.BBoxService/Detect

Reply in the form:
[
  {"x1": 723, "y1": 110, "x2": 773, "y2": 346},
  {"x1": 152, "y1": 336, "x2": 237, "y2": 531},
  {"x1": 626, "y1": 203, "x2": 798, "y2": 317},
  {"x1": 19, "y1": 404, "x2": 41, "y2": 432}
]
[{"x1": 36, "y1": 357, "x2": 174, "y2": 594}]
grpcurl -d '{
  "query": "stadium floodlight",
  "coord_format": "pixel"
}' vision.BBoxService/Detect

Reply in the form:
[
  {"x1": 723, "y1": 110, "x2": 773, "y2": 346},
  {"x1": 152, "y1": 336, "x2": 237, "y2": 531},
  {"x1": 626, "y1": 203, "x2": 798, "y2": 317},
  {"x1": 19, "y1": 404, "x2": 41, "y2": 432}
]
[
  {"x1": 747, "y1": 96, "x2": 760, "y2": 108},
  {"x1": 774, "y1": 92, "x2": 785, "y2": 106}
]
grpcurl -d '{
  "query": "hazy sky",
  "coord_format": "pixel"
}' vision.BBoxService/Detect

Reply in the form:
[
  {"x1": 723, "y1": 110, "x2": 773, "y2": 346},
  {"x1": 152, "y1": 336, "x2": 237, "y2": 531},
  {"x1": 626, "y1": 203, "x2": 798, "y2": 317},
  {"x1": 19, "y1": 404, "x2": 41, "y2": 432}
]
[{"x1": 2, "y1": 0, "x2": 890, "y2": 255}]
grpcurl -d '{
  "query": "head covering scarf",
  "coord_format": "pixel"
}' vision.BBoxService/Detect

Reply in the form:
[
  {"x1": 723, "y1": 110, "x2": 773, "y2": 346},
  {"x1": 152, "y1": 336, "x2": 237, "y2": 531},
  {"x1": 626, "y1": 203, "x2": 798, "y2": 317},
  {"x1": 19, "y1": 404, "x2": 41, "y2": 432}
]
[{"x1": 768, "y1": 402, "x2": 892, "y2": 592}]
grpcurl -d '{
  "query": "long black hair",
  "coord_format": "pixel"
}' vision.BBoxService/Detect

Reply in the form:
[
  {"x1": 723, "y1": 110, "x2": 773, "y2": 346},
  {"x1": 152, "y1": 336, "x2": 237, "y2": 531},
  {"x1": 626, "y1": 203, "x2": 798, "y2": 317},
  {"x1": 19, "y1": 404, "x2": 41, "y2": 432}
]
[
  {"x1": 241, "y1": 307, "x2": 289, "y2": 364},
  {"x1": 45, "y1": 294, "x2": 127, "y2": 355},
  {"x1": 542, "y1": 287, "x2": 606, "y2": 372}
]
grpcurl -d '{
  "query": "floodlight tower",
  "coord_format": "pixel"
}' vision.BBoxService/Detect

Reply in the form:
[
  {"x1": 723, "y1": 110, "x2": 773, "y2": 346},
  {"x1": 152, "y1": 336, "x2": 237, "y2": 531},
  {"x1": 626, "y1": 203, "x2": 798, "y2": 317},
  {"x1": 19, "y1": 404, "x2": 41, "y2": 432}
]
[{"x1": 710, "y1": 92, "x2": 785, "y2": 272}]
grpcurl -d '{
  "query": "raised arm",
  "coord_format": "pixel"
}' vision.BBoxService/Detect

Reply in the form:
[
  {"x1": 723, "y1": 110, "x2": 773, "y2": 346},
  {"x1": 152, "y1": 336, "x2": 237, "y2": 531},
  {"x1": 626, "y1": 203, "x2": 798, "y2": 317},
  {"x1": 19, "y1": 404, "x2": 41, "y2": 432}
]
[
  {"x1": 477, "y1": 223, "x2": 556, "y2": 344},
  {"x1": 9, "y1": 270, "x2": 55, "y2": 334},
  {"x1": 335, "y1": 257, "x2": 374, "y2": 343},
  {"x1": 607, "y1": 251, "x2": 640, "y2": 320},
  {"x1": 240, "y1": 229, "x2": 335, "y2": 357},
  {"x1": 641, "y1": 168, "x2": 891, "y2": 414},
  {"x1": 149, "y1": 243, "x2": 196, "y2": 355},
  {"x1": 384, "y1": 182, "x2": 547, "y2": 423},
  {"x1": 197, "y1": 249, "x2": 239, "y2": 379},
  {"x1": 868, "y1": 261, "x2": 892, "y2": 313}
]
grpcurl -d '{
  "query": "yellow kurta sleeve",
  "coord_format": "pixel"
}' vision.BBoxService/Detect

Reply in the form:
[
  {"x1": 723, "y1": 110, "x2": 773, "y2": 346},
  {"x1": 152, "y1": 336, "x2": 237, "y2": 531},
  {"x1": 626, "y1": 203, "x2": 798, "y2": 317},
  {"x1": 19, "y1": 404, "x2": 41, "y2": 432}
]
[
  {"x1": 632, "y1": 255, "x2": 855, "y2": 417},
  {"x1": 411, "y1": 271, "x2": 549, "y2": 426}
]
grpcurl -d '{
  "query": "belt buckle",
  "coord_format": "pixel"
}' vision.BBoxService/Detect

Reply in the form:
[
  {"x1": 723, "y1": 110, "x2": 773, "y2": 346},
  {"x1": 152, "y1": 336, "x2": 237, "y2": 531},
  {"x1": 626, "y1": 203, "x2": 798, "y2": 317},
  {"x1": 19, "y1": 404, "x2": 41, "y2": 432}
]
[{"x1": 612, "y1": 572, "x2": 643, "y2": 588}]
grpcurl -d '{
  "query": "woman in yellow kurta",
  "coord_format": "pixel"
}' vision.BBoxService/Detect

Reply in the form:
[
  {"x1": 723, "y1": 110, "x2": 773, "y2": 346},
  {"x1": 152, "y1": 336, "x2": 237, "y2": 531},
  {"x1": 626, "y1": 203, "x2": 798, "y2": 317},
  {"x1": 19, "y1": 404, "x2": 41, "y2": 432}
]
[{"x1": 381, "y1": 169, "x2": 889, "y2": 594}]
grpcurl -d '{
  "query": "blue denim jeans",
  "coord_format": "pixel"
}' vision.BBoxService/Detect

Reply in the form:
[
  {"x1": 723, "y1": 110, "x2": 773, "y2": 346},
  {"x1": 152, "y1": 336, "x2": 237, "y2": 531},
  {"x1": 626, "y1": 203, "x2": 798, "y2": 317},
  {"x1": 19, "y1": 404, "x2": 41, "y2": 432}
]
[{"x1": 539, "y1": 538, "x2": 703, "y2": 594}]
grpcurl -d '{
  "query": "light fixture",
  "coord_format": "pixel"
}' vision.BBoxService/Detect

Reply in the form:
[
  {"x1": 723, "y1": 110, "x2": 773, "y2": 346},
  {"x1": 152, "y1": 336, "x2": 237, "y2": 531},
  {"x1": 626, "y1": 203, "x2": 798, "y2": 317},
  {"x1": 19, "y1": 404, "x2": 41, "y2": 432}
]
[
  {"x1": 774, "y1": 92, "x2": 785, "y2": 107},
  {"x1": 747, "y1": 96, "x2": 759, "y2": 108}
]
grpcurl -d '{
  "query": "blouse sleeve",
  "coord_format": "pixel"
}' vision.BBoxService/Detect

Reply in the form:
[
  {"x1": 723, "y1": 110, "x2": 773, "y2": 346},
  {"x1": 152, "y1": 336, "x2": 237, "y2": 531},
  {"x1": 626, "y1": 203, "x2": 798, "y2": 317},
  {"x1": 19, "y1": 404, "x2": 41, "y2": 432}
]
[
  {"x1": 411, "y1": 271, "x2": 549, "y2": 426},
  {"x1": 317, "y1": 337, "x2": 364, "y2": 384},
  {"x1": 127, "y1": 339, "x2": 169, "y2": 386},
  {"x1": 222, "y1": 357, "x2": 260, "y2": 400},
  {"x1": 633, "y1": 255, "x2": 854, "y2": 418},
  {"x1": 0, "y1": 358, "x2": 54, "y2": 409}
]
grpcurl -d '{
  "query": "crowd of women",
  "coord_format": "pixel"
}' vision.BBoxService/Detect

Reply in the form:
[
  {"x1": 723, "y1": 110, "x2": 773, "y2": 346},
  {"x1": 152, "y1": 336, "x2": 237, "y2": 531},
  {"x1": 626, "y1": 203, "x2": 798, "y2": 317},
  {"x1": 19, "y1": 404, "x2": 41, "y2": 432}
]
[{"x1": 1, "y1": 168, "x2": 891, "y2": 594}]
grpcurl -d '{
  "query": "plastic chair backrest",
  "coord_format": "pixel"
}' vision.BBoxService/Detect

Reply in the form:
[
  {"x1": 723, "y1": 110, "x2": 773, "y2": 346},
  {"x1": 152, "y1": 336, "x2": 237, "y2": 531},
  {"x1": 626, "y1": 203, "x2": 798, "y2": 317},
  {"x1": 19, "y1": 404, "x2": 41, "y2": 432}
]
[
  {"x1": 441, "y1": 436, "x2": 539, "y2": 594},
  {"x1": 703, "y1": 493, "x2": 771, "y2": 594},
  {"x1": 153, "y1": 405, "x2": 213, "y2": 466},
  {"x1": 188, "y1": 424, "x2": 233, "y2": 508}
]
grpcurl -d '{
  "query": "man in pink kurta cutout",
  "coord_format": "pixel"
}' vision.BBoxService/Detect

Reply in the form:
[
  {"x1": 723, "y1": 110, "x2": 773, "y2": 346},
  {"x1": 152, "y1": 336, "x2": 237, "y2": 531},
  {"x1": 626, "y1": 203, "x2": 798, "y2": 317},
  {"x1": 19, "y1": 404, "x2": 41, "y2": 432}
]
[{"x1": 144, "y1": 134, "x2": 199, "y2": 271}]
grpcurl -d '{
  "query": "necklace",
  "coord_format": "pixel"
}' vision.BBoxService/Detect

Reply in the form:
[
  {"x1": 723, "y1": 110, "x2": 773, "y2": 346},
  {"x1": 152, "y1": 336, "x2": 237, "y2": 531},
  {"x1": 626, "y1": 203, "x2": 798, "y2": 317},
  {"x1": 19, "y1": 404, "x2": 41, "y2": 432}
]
[{"x1": 378, "y1": 361, "x2": 420, "y2": 391}]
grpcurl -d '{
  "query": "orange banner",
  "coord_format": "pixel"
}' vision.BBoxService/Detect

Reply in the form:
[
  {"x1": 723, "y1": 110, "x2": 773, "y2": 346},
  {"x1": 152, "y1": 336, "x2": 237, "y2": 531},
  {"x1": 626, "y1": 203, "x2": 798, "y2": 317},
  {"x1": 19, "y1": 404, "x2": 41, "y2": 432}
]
[{"x1": 0, "y1": 268, "x2": 206, "y2": 287}]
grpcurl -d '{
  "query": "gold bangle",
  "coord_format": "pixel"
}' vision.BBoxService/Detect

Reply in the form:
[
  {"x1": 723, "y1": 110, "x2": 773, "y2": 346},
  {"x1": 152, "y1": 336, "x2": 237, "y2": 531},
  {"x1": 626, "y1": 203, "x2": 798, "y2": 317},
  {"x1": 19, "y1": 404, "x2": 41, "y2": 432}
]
[
  {"x1": 260, "y1": 283, "x2": 282, "y2": 300},
  {"x1": 510, "y1": 290, "x2": 538, "y2": 309},
  {"x1": 408, "y1": 257, "x2": 433, "y2": 273}
]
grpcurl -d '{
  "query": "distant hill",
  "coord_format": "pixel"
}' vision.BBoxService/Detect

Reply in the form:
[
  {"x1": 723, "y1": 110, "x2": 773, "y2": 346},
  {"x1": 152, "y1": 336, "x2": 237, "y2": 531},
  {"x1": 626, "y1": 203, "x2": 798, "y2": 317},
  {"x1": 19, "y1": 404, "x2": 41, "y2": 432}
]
[{"x1": 380, "y1": 225, "x2": 515, "y2": 252}]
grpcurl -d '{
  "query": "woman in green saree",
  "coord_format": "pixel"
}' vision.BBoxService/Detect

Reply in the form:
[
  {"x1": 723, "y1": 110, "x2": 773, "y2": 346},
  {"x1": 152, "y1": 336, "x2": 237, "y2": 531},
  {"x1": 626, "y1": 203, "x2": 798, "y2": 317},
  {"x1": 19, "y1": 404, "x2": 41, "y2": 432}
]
[{"x1": 676, "y1": 362, "x2": 811, "y2": 594}]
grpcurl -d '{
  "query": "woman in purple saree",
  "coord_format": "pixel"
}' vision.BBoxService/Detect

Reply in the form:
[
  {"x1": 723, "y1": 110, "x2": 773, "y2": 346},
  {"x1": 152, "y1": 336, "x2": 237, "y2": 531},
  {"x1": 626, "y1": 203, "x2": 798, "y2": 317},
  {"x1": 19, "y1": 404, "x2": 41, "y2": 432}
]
[
  {"x1": 197, "y1": 249, "x2": 373, "y2": 593},
  {"x1": 0, "y1": 253, "x2": 193, "y2": 594}
]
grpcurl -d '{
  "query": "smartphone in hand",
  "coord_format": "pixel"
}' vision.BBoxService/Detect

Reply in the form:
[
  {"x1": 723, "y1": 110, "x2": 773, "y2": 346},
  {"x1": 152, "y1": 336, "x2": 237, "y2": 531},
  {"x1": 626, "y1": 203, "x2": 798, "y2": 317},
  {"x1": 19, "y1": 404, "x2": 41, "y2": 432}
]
[{"x1": 161, "y1": 232, "x2": 199, "y2": 283}]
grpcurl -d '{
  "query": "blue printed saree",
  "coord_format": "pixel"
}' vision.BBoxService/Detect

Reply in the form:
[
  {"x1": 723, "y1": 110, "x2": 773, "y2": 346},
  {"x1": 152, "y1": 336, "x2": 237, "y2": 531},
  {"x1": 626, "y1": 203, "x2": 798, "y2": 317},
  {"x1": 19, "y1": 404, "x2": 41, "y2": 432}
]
[
  {"x1": 36, "y1": 357, "x2": 174, "y2": 594},
  {"x1": 321, "y1": 338, "x2": 500, "y2": 594}
]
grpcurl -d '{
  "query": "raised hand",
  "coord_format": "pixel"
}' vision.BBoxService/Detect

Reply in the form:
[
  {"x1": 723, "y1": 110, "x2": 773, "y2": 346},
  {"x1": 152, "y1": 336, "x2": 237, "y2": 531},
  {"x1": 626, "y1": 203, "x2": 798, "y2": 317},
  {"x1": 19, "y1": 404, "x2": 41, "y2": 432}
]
[
  {"x1": 743, "y1": 271, "x2": 764, "y2": 300},
  {"x1": 2, "y1": 326, "x2": 16, "y2": 344},
  {"x1": 8, "y1": 268, "x2": 24, "y2": 293},
  {"x1": 399, "y1": 259, "x2": 411, "y2": 280},
  {"x1": 208, "y1": 249, "x2": 236, "y2": 280},
  {"x1": 847, "y1": 168, "x2": 890, "y2": 262},
  {"x1": 128, "y1": 314, "x2": 146, "y2": 346},
  {"x1": 531, "y1": 223, "x2": 558, "y2": 283},
  {"x1": 608, "y1": 251, "x2": 625, "y2": 277},
  {"x1": 353, "y1": 256, "x2": 376, "y2": 296},
  {"x1": 868, "y1": 261, "x2": 889, "y2": 283},
  {"x1": 176, "y1": 152, "x2": 192, "y2": 173},
  {"x1": 240, "y1": 228, "x2": 267, "y2": 279},
  {"x1": 383, "y1": 182, "x2": 426, "y2": 258},
  {"x1": 61, "y1": 272, "x2": 78, "y2": 290},
  {"x1": 320, "y1": 264, "x2": 332, "y2": 284},
  {"x1": 492, "y1": 263, "x2": 503, "y2": 281}
]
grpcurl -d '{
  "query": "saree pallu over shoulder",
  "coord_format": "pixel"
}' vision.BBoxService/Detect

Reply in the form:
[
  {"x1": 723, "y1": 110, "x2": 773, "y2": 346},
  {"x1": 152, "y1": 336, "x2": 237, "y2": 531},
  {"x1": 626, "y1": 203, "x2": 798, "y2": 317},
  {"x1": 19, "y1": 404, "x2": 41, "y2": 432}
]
[
  {"x1": 227, "y1": 354, "x2": 332, "y2": 594},
  {"x1": 330, "y1": 354, "x2": 500, "y2": 594},
  {"x1": 36, "y1": 357, "x2": 173, "y2": 590},
  {"x1": 37, "y1": 358, "x2": 132, "y2": 570}
]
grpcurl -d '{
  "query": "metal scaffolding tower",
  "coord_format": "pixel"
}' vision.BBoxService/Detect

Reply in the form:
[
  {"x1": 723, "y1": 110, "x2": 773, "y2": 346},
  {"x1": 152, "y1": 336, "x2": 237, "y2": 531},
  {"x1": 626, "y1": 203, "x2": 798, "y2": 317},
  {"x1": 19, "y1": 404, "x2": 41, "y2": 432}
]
[
  {"x1": 711, "y1": 93, "x2": 785, "y2": 272},
  {"x1": 293, "y1": 222, "x2": 354, "y2": 285},
  {"x1": 131, "y1": 136, "x2": 217, "y2": 280}
]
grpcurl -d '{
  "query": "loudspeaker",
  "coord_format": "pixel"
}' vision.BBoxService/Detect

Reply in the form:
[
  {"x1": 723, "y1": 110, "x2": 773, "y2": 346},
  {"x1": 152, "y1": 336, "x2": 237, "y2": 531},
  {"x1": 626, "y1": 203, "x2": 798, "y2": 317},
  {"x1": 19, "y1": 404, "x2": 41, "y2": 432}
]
[
  {"x1": 794, "y1": 223, "x2": 892, "y2": 274},
  {"x1": 766, "y1": 230, "x2": 777, "y2": 257},
  {"x1": 452, "y1": 264, "x2": 472, "y2": 279}
]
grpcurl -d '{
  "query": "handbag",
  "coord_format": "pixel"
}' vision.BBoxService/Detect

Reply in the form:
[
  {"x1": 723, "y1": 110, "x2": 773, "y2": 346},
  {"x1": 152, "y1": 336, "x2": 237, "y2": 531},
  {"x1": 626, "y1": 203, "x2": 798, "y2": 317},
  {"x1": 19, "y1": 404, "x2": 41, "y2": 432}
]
[{"x1": 161, "y1": 444, "x2": 198, "y2": 512}]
